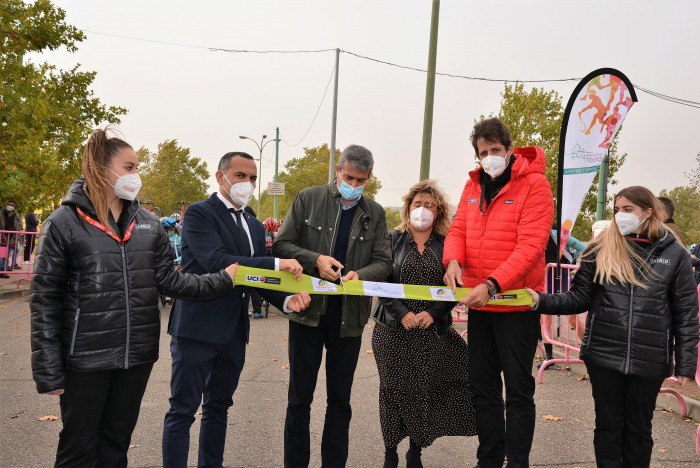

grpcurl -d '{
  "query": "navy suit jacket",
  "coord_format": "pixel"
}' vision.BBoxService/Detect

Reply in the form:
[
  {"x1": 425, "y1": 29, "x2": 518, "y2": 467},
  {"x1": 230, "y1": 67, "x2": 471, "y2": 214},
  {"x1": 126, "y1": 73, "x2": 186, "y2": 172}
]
[{"x1": 168, "y1": 194, "x2": 288, "y2": 344}]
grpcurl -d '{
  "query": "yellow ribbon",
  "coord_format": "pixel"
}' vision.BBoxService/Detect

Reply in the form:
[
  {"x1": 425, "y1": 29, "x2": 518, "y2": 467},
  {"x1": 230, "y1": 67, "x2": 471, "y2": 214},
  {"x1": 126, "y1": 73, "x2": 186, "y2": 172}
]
[{"x1": 234, "y1": 266, "x2": 533, "y2": 307}]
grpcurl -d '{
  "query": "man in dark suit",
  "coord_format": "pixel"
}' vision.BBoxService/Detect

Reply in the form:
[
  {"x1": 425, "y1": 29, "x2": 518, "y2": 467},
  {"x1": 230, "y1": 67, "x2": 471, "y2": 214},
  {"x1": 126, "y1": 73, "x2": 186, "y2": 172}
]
[{"x1": 162, "y1": 152, "x2": 310, "y2": 468}]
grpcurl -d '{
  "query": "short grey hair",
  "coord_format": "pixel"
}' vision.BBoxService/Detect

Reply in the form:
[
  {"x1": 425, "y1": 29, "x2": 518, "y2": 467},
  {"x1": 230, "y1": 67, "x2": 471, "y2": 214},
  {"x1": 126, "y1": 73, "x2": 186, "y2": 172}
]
[{"x1": 337, "y1": 145, "x2": 373, "y2": 173}]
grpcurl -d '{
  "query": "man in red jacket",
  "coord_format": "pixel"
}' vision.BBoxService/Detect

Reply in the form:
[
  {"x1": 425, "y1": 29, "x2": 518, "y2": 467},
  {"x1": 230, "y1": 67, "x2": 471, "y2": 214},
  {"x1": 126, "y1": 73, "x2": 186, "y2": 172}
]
[{"x1": 444, "y1": 118, "x2": 553, "y2": 468}]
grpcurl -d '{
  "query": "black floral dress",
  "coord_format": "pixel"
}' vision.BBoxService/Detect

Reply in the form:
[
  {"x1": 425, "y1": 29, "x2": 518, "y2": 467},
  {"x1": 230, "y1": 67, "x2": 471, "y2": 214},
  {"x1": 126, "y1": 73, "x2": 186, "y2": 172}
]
[{"x1": 372, "y1": 236, "x2": 476, "y2": 449}]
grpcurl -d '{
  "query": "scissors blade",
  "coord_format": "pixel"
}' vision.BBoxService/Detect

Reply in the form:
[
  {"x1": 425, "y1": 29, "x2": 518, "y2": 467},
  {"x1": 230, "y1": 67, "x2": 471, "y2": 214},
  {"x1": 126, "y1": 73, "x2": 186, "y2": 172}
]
[{"x1": 338, "y1": 275, "x2": 347, "y2": 295}]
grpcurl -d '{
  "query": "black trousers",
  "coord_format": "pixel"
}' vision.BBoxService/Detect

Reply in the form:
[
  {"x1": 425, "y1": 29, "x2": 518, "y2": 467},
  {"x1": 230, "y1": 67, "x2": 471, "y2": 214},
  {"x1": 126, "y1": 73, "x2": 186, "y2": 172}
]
[
  {"x1": 468, "y1": 309, "x2": 540, "y2": 468},
  {"x1": 586, "y1": 363, "x2": 664, "y2": 468},
  {"x1": 284, "y1": 305, "x2": 362, "y2": 468},
  {"x1": 55, "y1": 363, "x2": 154, "y2": 468},
  {"x1": 23, "y1": 233, "x2": 37, "y2": 261}
]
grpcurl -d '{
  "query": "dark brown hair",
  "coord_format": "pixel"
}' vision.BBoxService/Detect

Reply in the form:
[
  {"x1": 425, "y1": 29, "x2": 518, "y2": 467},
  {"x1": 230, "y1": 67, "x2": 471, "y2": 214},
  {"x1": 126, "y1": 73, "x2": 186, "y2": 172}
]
[
  {"x1": 82, "y1": 127, "x2": 133, "y2": 228},
  {"x1": 657, "y1": 196, "x2": 675, "y2": 219},
  {"x1": 470, "y1": 117, "x2": 512, "y2": 154}
]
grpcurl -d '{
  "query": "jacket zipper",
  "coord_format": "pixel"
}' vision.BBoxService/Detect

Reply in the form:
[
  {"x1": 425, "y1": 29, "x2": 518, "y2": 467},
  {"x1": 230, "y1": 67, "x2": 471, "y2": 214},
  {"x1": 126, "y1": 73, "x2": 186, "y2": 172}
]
[
  {"x1": 665, "y1": 328, "x2": 670, "y2": 364},
  {"x1": 624, "y1": 284, "x2": 634, "y2": 374},
  {"x1": 477, "y1": 181, "x2": 512, "y2": 282},
  {"x1": 623, "y1": 245, "x2": 658, "y2": 374},
  {"x1": 322, "y1": 203, "x2": 343, "y2": 313},
  {"x1": 120, "y1": 243, "x2": 131, "y2": 368},
  {"x1": 69, "y1": 308, "x2": 81, "y2": 355}
]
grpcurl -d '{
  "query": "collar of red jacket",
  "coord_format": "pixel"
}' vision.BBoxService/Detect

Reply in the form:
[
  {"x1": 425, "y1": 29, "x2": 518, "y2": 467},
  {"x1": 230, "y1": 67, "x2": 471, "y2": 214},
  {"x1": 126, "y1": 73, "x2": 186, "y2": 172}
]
[{"x1": 468, "y1": 146, "x2": 546, "y2": 183}]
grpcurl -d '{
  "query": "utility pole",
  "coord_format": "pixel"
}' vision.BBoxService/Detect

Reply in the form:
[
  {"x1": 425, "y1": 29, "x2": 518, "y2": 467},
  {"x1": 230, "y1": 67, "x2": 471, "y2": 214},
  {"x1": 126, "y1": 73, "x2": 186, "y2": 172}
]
[
  {"x1": 329, "y1": 48, "x2": 340, "y2": 183},
  {"x1": 596, "y1": 150, "x2": 609, "y2": 220},
  {"x1": 419, "y1": 0, "x2": 440, "y2": 180},
  {"x1": 274, "y1": 127, "x2": 280, "y2": 219}
]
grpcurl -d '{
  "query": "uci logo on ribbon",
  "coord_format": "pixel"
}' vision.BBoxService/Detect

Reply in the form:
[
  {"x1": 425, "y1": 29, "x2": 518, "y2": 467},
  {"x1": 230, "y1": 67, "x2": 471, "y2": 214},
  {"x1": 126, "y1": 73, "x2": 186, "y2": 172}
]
[{"x1": 245, "y1": 275, "x2": 281, "y2": 285}]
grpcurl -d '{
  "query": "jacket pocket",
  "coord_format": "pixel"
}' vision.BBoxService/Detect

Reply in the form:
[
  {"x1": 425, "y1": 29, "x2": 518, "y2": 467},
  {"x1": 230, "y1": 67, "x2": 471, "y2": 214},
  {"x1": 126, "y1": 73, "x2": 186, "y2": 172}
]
[
  {"x1": 585, "y1": 313, "x2": 595, "y2": 349},
  {"x1": 69, "y1": 308, "x2": 80, "y2": 356}
]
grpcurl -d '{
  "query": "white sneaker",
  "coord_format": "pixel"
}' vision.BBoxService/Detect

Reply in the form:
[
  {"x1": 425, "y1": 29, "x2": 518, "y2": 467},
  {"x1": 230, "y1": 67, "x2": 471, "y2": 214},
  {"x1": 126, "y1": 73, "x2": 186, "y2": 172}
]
[{"x1": 23, "y1": 261, "x2": 30, "y2": 264}]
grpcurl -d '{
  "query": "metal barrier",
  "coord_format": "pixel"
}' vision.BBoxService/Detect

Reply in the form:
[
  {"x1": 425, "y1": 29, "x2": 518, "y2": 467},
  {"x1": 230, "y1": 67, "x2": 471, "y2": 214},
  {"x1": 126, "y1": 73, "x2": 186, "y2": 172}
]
[
  {"x1": 0, "y1": 230, "x2": 39, "y2": 288},
  {"x1": 538, "y1": 263, "x2": 585, "y2": 383}
]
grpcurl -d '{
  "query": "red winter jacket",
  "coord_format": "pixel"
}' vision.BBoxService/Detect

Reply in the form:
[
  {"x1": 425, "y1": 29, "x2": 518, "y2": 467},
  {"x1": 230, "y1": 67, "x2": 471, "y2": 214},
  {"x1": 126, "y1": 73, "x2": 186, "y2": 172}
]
[{"x1": 443, "y1": 146, "x2": 553, "y2": 312}]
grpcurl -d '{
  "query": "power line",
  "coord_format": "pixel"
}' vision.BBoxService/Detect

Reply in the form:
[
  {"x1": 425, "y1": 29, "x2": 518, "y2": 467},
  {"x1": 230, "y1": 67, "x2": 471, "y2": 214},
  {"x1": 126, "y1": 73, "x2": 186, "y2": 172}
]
[
  {"x1": 282, "y1": 63, "x2": 336, "y2": 147},
  {"x1": 82, "y1": 29, "x2": 700, "y2": 109}
]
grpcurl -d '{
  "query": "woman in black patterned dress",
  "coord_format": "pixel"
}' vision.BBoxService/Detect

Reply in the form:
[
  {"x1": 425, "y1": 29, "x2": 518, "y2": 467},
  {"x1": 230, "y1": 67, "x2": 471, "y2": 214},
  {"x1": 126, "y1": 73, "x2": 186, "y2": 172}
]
[{"x1": 372, "y1": 180, "x2": 476, "y2": 468}]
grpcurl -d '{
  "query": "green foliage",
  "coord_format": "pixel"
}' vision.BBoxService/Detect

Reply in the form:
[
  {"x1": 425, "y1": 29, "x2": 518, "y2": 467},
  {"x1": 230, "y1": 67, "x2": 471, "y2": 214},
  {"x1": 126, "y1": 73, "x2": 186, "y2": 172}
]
[
  {"x1": 137, "y1": 140, "x2": 209, "y2": 217},
  {"x1": 490, "y1": 83, "x2": 626, "y2": 240},
  {"x1": 384, "y1": 207, "x2": 402, "y2": 231},
  {"x1": 686, "y1": 152, "x2": 700, "y2": 191},
  {"x1": 0, "y1": 0, "x2": 126, "y2": 211},
  {"x1": 255, "y1": 144, "x2": 382, "y2": 220},
  {"x1": 659, "y1": 185, "x2": 700, "y2": 244}
]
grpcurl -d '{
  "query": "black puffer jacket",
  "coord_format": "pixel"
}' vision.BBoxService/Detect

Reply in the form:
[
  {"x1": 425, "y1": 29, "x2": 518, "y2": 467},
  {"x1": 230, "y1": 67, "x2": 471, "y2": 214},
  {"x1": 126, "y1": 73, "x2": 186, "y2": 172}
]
[
  {"x1": 372, "y1": 230, "x2": 455, "y2": 335},
  {"x1": 538, "y1": 230, "x2": 699, "y2": 380},
  {"x1": 30, "y1": 179, "x2": 234, "y2": 393}
]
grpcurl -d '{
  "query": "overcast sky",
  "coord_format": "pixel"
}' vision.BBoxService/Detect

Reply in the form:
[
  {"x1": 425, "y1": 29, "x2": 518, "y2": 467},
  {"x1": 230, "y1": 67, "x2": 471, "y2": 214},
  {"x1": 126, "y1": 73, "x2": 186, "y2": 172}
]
[{"x1": 36, "y1": 0, "x2": 700, "y2": 209}]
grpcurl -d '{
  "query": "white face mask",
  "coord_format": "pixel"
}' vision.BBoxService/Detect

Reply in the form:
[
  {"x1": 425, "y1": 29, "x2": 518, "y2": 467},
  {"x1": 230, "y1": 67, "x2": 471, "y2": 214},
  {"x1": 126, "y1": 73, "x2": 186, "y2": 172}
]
[
  {"x1": 615, "y1": 212, "x2": 645, "y2": 235},
  {"x1": 108, "y1": 169, "x2": 142, "y2": 201},
  {"x1": 5, "y1": 205, "x2": 14, "y2": 212},
  {"x1": 224, "y1": 175, "x2": 254, "y2": 208},
  {"x1": 409, "y1": 206, "x2": 434, "y2": 231},
  {"x1": 480, "y1": 154, "x2": 507, "y2": 178}
]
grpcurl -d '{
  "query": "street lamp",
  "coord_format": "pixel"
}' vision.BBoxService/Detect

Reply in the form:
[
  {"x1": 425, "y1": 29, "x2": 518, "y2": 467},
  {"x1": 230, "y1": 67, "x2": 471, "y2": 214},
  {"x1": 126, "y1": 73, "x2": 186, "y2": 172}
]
[{"x1": 239, "y1": 133, "x2": 280, "y2": 216}]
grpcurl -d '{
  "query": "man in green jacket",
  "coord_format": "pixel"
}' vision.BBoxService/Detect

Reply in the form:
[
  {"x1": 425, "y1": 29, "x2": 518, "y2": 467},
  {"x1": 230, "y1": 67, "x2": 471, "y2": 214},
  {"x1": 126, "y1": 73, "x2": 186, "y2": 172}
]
[{"x1": 273, "y1": 145, "x2": 392, "y2": 468}]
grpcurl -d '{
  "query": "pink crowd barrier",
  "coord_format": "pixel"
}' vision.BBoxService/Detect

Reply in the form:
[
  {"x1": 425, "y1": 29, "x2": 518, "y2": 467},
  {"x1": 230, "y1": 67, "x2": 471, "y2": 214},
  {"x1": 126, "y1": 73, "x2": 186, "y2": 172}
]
[
  {"x1": 0, "y1": 230, "x2": 39, "y2": 288},
  {"x1": 537, "y1": 263, "x2": 585, "y2": 383}
]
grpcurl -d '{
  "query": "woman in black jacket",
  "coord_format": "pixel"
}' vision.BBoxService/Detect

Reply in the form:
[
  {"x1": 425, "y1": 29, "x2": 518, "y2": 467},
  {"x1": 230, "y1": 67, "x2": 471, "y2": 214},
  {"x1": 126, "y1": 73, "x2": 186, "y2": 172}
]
[
  {"x1": 528, "y1": 186, "x2": 698, "y2": 468},
  {"x1": 372, "y1": 180, "x2": 476, "y2": 468},
  {"x1": 30, "y1": 129, "x2": 239, "y2": 467}
]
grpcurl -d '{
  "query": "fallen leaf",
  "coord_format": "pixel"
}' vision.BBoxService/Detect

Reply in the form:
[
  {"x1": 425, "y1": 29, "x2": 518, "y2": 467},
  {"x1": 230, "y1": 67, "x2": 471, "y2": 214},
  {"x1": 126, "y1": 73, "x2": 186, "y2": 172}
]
[
  {"x1": 10, "y1": 410, "x2": 24, "y2": 419},
  {"x1": 542, "y1": 415, "x2": 562, "y2": 421},
  {"x1": 281, "y1": 337, "x2": 288, "y2": 341},
  {"x1": 128, "y1": 444, "x2": 139, "y2": 449},
  {"x1": 38, "y1": 415, "x2": 59, "y2": 421},
  {"x1": 365, "y1": 349, "x2": 374, "y2": 355},
  {"x1": 657, "y1": 448, "x2": 667, "y2": 453},
  {"x1": 577, "y1": 374, "x2": 588, "y2": 381},
  {"x1": 282, "y1": 364, "x2": 290, "y2": 369},
  {"x1": 196, "y1": 411, "x2": 202, "y2": 415},
  {"x1": 0, "y1": 352, "x2": 7, "y2": 356}
]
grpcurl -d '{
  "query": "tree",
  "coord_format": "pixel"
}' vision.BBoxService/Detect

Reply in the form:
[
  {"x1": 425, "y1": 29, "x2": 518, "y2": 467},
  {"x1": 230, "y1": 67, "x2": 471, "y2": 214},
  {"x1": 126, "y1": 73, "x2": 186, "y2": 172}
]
[
  {"x1": 493, "y1": 83, "x2": 626, "y2": 240},
  {"x1": 255, "y1": 144, "x2": 382, "y2": 220},
  {"x1": 384, "y1": 207, "x2": 402, "y2": 231},
  {"x1": 137, "y1": 140, "x2": 209, "y2": 217},
  {"x1": 0, "y1": 0, "x2": 126, "y2": 211},
  {"x1": 686, "y1": 152, "x2": 700, "y2": 191},
  {"x1": 659, "y1": 185, "x2": 700, "y2": 244}
]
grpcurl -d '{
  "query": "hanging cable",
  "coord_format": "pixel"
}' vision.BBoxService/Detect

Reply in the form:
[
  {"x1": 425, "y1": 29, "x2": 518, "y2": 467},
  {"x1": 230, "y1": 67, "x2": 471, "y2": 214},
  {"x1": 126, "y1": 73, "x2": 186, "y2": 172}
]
[{"x1": 281, "y1": 63, "x2": 336, "y2": 147}]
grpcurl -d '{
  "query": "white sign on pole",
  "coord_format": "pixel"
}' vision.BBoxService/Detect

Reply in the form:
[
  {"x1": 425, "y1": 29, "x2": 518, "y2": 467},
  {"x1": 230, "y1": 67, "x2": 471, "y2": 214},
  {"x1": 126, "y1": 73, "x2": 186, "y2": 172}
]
[{"x1": 267, "y1": 182, "x2": 286, "y2": 196}]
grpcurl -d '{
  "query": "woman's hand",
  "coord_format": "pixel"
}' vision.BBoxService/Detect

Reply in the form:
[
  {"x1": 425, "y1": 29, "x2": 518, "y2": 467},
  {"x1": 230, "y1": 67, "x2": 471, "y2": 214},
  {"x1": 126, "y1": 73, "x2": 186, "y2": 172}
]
[
  {"x1": 525, "y1": 288, "x2": 540, "y2": 308},
  {"x1": 414, "y1": 311, "x2": 434, "y2": 329},
  {"x1": 674, "y1": 376, "x2": 691, "y2": 387},
  {"x1": 401, "y1": 312, "x2": 419, "y2": 330},
  {"x1": 224, "y1": 263, "x2": 239, "y2": 281}
]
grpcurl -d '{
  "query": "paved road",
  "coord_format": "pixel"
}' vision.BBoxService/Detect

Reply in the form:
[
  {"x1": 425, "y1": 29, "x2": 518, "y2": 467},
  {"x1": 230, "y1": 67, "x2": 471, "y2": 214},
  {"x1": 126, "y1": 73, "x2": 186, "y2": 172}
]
[{"x1": 1, "y1": 296, "x2": 698, "y2": 467}]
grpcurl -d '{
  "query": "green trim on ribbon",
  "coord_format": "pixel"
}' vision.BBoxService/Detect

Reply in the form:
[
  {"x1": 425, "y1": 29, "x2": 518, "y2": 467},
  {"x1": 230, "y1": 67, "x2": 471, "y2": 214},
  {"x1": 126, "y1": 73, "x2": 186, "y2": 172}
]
[{"x1": 234, "y1": 266, "x2": 533, "y2": 307}]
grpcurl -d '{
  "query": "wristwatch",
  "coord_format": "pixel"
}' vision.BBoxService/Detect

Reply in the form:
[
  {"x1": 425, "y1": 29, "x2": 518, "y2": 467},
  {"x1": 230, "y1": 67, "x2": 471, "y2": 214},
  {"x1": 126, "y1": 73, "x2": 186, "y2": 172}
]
[{"x1": 483, "y1": 279, "x2": 498, "y2": 296}]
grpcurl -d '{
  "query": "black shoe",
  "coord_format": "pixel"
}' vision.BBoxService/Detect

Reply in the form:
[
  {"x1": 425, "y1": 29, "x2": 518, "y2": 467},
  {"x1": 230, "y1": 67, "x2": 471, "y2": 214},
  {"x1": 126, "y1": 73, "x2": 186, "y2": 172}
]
[
  {"x1": 406, "y1": 440, "x2": 423, "y2": 468},
  {"x1": 383, "y1": 448, "x2": 399, "y2": 468},
  {"x1": 537, "y1": 356, "x2": 555, "y2": 370},
  {"x1": 13, "y1": 265, "x2": 20, "y2": 270},
  {"x1": 0, "y1": 274, "x2": 9, "y2": 279}
]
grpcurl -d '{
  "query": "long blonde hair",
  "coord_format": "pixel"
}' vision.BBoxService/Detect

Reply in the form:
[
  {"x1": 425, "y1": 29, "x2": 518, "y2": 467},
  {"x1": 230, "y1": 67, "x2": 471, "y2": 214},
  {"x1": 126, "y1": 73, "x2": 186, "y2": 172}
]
[
  {"x1": 396, "y1": 179, "x2": 451, "y2": 237},
  {"x1": 82, "y1": 128, "x2": 133, "y2": 228},
  {"x1": 582, "y1": 186, "x2": 664, "y2": 288}
]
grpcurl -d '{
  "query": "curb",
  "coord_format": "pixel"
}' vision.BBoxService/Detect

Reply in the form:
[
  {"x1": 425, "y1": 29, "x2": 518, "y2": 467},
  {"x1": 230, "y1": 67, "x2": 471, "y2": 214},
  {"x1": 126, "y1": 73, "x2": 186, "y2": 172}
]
[
  {"x1": 540, "y1": 356, "x2": 700, "y2": 422},
  {"x1": 0, "y1": 286, "x2": 31, "y2": 299}
]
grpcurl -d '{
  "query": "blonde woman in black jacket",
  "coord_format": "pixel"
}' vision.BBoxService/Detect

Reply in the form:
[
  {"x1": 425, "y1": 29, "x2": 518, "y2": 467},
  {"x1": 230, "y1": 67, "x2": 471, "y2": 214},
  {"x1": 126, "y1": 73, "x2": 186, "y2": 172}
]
[
  {"x1": 528, "y1": 186, "x2": 698, "y2": 468},
  {"x1": 30, "y1": 129, "x2": 241, "y2": 467}
]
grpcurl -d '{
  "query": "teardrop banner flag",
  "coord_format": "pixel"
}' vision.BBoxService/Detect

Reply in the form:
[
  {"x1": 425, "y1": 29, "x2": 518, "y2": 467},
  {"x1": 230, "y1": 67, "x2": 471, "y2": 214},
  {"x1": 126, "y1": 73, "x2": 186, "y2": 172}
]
[
  {"x1": 234, "y1": 266, "x2": 534, "y2": 307},
  {"x1": 556, "y1": 68, "x2": 637, "y2": 254}
]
